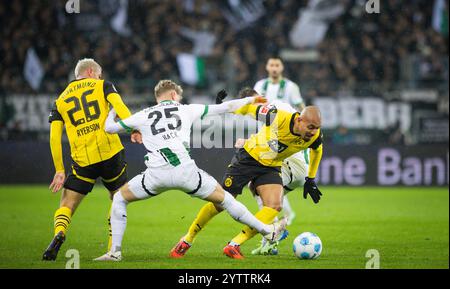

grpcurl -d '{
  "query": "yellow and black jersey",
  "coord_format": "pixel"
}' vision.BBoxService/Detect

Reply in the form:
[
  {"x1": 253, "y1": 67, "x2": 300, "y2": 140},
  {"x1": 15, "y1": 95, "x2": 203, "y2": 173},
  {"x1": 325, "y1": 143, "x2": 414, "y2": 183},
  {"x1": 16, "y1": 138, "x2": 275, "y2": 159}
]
[
  {"x1": 49, "y1": 78, "x2": 131, "y2": 167},
  {"x1": 234, "y1": 103, "x2": 322, "y2": 168}
]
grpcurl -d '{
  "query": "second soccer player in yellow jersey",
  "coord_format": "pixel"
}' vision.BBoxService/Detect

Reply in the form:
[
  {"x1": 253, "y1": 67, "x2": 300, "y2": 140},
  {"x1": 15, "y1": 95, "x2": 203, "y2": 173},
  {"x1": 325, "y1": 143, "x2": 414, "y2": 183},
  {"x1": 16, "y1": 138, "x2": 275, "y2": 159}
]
[{"x1": 171, "y1": 95, "x2": 324, "y2": 259}]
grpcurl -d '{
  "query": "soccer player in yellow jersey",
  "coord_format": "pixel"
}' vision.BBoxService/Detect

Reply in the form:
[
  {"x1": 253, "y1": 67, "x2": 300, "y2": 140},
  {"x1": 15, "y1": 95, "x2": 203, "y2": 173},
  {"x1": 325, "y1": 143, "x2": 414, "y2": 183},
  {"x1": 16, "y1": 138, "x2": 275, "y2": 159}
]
[
  {"x1": 170, "y1": 93, "x2": 323, "y2": 259},
  {"x1": 42, "y1": 58, "x2": 138, "y2": 260}
]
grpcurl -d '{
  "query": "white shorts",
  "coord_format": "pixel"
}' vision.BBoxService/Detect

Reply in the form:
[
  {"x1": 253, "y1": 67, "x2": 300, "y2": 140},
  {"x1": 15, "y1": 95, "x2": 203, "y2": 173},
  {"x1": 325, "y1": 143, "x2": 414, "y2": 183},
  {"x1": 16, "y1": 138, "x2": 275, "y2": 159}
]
[
  {"x1": 128, "y1": 161, "x2": 218, "y2": 200},
  {"x1": 281, "y1": 152, "x2": 308, "y2": 192}
]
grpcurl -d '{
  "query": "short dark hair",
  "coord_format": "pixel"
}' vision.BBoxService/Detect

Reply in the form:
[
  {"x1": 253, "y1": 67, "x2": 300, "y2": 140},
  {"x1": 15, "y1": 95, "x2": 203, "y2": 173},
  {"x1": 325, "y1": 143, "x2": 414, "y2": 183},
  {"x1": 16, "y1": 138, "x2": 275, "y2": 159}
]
[{"x1": 238, "y1": 87, "x2": 258, "y2": 99}]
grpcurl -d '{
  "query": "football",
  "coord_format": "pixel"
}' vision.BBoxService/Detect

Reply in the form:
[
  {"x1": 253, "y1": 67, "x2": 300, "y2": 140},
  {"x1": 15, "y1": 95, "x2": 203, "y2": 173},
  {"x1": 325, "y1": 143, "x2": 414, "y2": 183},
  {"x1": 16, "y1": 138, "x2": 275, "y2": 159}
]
[{"x1": 293, "y1": 232, "x2": 322, "y2": 259}]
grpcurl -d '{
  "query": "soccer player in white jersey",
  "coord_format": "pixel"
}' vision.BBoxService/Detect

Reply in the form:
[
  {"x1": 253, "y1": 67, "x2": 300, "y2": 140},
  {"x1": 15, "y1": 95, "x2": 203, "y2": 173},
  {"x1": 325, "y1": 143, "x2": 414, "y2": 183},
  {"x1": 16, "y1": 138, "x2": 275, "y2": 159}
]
[
  {"x1": 254, "y1": 57, "x2": 305, "y2": 111},
  {"x1": 254, "y1": 57, "x2": 305, "y2": 230},
  {"x1": 94, "y1": 80, "x2": 287, "y2": 261}
]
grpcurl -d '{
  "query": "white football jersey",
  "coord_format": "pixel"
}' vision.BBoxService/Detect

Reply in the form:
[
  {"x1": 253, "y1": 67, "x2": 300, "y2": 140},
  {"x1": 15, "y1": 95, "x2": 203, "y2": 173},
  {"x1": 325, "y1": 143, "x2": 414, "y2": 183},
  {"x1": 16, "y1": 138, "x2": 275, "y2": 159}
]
[{"x1": 119, "y1": 100, "x2": 207, "y2": 167}]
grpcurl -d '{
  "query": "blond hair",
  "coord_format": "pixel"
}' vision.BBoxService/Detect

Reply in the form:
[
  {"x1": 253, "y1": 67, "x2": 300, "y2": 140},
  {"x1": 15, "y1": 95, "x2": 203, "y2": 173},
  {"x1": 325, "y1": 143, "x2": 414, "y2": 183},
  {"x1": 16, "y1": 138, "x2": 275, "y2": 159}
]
[
  {"x1": 74, "y1": 58, "x2": 101, "y2": 79},
  {"x1": 154, "y1": 80, "x2": 183, "y2": 99}
]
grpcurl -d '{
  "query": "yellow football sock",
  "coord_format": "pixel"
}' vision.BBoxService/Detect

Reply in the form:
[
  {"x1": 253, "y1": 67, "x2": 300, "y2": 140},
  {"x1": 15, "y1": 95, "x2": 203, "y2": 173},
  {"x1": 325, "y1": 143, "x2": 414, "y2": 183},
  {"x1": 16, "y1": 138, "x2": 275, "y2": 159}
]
[
  {"x1": 54, "y1": 206, "x2": 72, "y2": 236},
  {"x1": 107, "y1": 204, "x2": 112, "y2": 251},
  {"x1": 231, "y1": 206, "x2": 278, "y2": 245},
  {"x1": 184, "y1": 202, "x2": 220, "y2": 244}
]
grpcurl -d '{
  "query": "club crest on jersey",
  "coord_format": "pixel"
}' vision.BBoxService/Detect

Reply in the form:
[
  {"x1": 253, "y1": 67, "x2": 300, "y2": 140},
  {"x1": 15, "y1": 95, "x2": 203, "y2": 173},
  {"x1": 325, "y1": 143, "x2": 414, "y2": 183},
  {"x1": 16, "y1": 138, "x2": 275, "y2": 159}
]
[{"x1": 267, "y1": 139, "x2": 288, "y2": 153}]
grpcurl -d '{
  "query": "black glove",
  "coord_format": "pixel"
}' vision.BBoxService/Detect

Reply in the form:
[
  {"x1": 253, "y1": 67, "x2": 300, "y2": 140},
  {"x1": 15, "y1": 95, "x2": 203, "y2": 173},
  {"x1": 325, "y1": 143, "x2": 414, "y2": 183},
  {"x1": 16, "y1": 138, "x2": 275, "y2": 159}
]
[
  {"x1": 303, "y1": 177, "x2": 322, "y2": 204},
  {"x1": 216, "y1": 89, "x2": 228, "y2": 104}
]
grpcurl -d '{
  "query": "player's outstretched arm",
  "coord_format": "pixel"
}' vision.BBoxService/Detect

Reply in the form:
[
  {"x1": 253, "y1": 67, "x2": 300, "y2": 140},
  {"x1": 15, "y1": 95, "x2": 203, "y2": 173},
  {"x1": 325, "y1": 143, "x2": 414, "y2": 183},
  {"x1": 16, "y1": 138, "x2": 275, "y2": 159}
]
[
  {"x1": 207, "y1": 96, "x2": 266, "y2": 116},
  {"x1": 105, "y1": 109, "x2": 129, "y2": 134},
  {"x1": 107, "y1": 93, "x2": 133, "y2": 120},
  {"x1": 303, "y1": 144, "x2": 323, "y2": 204},
  {"x1": 232, "y1": 99, "x2": 273, "y2": 120},
  {"x1": 49, "y1": 120, "x2": 65, "y2": 193}
]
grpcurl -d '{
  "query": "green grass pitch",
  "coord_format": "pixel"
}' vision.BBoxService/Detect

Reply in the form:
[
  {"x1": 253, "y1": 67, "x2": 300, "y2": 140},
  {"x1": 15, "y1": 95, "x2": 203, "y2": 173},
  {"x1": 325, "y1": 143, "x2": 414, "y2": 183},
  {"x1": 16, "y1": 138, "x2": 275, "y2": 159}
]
[{"x1": 0, "y1": 185, "x2": 448, "y2": 269}]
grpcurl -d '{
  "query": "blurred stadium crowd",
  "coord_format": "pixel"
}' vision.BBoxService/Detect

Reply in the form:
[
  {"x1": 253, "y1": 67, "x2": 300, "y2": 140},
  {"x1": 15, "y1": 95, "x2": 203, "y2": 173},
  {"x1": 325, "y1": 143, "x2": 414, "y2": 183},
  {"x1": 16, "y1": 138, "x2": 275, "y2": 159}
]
[
  {"x1": 0, "y1": 0, "x2": 448, "y2": 97},
  {"x1": 0, "y1": 0, "x2": 448, "y2": 146}
]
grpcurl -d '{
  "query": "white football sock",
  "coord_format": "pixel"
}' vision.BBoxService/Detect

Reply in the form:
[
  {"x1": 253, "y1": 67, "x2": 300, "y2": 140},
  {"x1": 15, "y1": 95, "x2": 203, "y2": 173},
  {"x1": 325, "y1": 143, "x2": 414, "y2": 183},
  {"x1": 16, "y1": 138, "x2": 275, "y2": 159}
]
[{"x1": 110, "y1": 191, "x2": 128, "y2": 253}]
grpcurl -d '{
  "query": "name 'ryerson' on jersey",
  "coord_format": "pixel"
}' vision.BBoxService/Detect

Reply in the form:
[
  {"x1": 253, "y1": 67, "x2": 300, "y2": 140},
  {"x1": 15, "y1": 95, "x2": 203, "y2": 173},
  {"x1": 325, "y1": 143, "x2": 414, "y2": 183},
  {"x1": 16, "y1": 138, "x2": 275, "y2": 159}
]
[
  {"x1": 235, "y1": 103, "x2": 322, "y2": 167},
  {"x1": 49, "y1": 78, "x2": 125, "y2": 166}
]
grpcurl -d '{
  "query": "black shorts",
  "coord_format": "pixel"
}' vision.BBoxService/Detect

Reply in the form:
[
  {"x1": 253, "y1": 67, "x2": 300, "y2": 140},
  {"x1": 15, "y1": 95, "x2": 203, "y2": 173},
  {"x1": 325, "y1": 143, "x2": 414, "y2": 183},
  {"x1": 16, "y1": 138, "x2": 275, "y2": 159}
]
[
  {"x1": 64, "y1": 150, "x2": 128, "y2": 195},
  {"x1": 221, "y1": 148, "x2": 282, "y2": 195}
]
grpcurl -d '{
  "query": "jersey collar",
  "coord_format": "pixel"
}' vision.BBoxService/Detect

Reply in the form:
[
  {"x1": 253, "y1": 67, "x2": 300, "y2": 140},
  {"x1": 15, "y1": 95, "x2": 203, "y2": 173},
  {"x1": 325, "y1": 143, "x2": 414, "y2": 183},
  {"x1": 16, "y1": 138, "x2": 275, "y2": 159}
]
[
  {"x1": 268, "y1": 77, "x2": 284, "y2": 84},
  {"x1": 160, "y1": 100, "x2": 174, "y2": 104},
  {"x1": 69, "y1": 77, "x2": 95, "y2": 83}
]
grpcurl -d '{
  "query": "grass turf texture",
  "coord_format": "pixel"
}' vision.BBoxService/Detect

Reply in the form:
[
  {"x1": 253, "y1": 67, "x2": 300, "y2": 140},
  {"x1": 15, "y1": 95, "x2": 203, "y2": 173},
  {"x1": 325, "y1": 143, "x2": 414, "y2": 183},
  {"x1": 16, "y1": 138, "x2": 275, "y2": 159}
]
[{"x1": 0, "y1": 185, "x2": 448, "y2": 269}]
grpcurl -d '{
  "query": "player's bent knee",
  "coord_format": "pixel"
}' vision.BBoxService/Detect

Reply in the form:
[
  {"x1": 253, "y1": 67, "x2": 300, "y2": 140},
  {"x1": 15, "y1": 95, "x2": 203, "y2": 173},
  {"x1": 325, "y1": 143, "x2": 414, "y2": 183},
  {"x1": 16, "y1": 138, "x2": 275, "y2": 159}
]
[
  {"x1": 262, "y1": 201, "x2": 283, "y2": 212},
  {"x1": 203, "y1": 184, "x2": 225, "y2": 204}
]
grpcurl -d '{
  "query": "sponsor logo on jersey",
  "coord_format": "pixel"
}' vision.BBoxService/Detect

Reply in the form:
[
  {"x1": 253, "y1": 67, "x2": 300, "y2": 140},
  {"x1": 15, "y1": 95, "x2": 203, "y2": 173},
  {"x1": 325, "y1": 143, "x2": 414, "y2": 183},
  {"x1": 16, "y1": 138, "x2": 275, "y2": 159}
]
[{"x1": 260, "y1": 104, "x2": 276, "y2": 115}]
